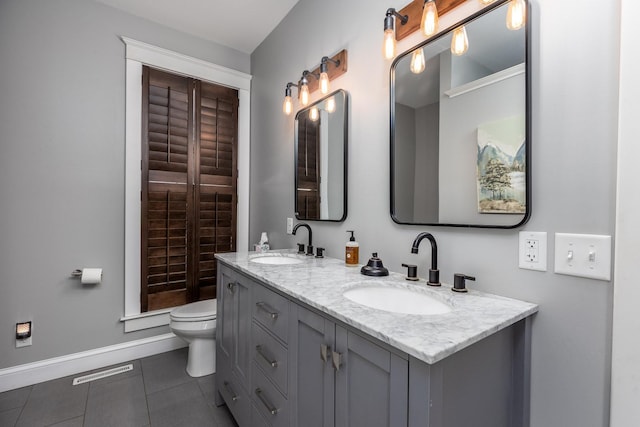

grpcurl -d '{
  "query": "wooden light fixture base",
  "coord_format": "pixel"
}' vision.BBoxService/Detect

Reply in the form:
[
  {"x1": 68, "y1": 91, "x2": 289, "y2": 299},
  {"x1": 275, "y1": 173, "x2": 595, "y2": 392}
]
[
  {"x1": 303, "y1": 49, "x2": 348, "y2": 95},
  {"x1": 395, "y1": 0, "x2": 466, "y2": 41}
]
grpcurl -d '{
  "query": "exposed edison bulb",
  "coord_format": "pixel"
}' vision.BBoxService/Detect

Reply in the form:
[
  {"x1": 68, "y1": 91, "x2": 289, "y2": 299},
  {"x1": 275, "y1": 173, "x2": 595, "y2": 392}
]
[
  {"x1": 479, "y1": 0, "x2": 496, "y2": 4},
  {"x1": 309, "y1": 106, "x2": 319, "y2": 122},
  {"x1": 282, "y1": 95, "x2": 293, "y2": 115},
  {"x1": 383, "y1": 28, "x2": 396, "y2": 60},
  {"x1": 319, "y1": 72, "x2": 330, "y2": 95},
  {"x1": 410, "y1": 48, "x2": 426, "y2": 74},
  {"x1": 421, "y1": 0, "x2": 438, "y2": 37},
  {"x1": 326, "y1": 97, "x2": 336, "y2": 113},
  {"x1": 506, "y1": 0, "x2": 526, "y2": 30},
  {"x1": 451, "y1": 26, "x2": 469, "y2": 56},
  {"x1": 300, "y1": 84, "x2": 310, "y2": 106}
]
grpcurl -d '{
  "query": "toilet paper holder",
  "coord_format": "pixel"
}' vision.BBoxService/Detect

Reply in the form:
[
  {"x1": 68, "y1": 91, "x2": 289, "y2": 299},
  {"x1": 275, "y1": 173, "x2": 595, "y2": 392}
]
[{"x1": 70, "y1": 268, "x2": 103, "y2": 285}]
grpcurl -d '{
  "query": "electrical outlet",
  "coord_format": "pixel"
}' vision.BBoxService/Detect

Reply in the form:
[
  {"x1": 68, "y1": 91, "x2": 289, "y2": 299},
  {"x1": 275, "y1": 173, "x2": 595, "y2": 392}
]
[
  {"x1": 519, "y1": 231, "x2": 547, "y2": 271},
  {"x1": 286, "y1": 217, "x2": 294, "y2": 234}
]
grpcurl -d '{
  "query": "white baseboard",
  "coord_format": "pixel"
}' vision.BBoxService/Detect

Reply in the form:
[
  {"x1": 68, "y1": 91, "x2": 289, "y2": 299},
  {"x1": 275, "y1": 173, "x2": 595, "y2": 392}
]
[{"x1": 0, "y1": 333, "x2": 187, "y2": 393}]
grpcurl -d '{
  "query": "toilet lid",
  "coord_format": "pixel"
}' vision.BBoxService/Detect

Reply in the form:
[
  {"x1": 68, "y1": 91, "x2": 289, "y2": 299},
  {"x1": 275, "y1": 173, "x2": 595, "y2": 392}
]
[{"x1": 170, "y1": 299, "x2": 217, "y2": 322}]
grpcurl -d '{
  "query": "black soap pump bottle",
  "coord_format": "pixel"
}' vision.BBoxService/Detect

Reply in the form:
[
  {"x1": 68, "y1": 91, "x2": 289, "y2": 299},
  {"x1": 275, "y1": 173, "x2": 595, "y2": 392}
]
[{"x1": 345, "y1": 230, "x2": 359, "y2": 266}]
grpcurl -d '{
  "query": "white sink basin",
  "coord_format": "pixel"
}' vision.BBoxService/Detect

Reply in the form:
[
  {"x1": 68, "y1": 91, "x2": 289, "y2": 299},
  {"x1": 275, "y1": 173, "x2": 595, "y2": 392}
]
[
  {"x1": 249, "y1": 254, "x2": 305, "y2": 265},
  {"x1": 343, "y1": 286, "x2": 452, "y2": 315}
]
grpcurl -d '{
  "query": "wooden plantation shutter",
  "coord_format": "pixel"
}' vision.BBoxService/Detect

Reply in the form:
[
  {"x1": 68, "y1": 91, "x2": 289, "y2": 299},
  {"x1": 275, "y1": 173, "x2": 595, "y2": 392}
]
[
  {"x1": 296, "y1": 115, "x2": 320, "y2": 219},
  {"x1": 141, "y1": 66, "x2": 238, "y2": 312}
]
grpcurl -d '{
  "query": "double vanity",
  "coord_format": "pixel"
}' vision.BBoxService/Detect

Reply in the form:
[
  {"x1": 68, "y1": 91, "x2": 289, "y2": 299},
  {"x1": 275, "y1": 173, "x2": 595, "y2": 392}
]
[{"x1": 215, "y1": 250, "x2": 538, "y2": 427}]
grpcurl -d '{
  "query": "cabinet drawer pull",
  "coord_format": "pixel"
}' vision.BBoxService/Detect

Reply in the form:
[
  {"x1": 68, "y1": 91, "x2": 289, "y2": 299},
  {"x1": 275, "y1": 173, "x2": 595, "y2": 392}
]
[
  {"x1": 320, "y1": 344, "x2": 330, "y2": 363},
  {"x1": 223, "y1": 381, "x2": 238, "y2": 401},
  {"x1": 332, "y1": 351, "x2": 342, "y2": 371},
  {"x1": 255, "y1": 302, "x2": 279, "y2": 320},
  {"x1": 256, "y1": 345, "x2": 278, "y2": 368},
  {"x1": 255, "y1": 388, "x2": 278, "y2": 415}
]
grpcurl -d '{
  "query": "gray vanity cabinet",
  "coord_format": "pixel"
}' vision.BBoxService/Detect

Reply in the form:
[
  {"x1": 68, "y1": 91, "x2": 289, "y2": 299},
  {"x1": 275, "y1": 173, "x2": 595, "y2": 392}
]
[
  {"x1": 290, "y1": 304, "x2": 409, "y2": 427},
  {"x1": 216, "y1": 267, "x2": 252, "y2": 426}
]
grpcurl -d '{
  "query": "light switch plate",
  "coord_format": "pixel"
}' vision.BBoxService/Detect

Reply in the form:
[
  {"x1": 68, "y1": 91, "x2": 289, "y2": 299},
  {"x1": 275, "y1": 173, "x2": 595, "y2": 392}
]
[
  {"x1": 554, "y1": 233, "x2": 612, "y2": 281},
  {"x1": 519, "y1": 231, "x2": 547, "y2": 271}
]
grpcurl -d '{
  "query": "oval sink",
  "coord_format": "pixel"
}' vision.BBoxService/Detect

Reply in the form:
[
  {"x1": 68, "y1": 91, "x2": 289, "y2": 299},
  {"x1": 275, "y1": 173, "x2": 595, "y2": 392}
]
[
  {"x1": 249, "y1": 254, "x2": 305, "y2": 265},
  {"x1": 343, "y1": 286, "x2": 452, "y2": 315}
]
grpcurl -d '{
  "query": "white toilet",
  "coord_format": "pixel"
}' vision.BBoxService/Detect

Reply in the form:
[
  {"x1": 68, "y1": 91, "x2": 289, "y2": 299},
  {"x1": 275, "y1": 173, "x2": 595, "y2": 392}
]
[{"x1": 169, "y1": 299, "x2": 217, "y2": 377}]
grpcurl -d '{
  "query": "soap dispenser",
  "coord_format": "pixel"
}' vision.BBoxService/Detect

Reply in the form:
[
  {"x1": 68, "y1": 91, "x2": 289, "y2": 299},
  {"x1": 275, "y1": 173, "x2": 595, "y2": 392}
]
[{"x1": 345, "y1": 230, "x2": 359, "y2": 266}]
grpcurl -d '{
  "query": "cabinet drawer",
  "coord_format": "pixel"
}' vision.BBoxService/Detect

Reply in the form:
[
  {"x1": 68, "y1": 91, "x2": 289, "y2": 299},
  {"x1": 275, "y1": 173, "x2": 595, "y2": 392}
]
[
  {"x1": 253, "y1": 322, "x2": 288, "y2": 395},
  {"x1": 217, "y1": 369, "x2": 250, "y2": 427},
  {"x1": 251, "y1": 403, "x2": 271, "y2": 427},
  {"x1": 252, "y1": 362, "x2": 289, "y2": 427},
  {"x1": 252, "y1": 284, "x2": 289, "y2": 343}
]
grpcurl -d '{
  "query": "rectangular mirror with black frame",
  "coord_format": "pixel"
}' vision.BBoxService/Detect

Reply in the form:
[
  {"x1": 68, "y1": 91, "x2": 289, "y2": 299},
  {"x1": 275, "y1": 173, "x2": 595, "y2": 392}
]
[
  {"x1": 390, "y1": 0, "x2": 530, "y2": 228},
  {"x1": 295, "y1": 89, "x2": 348, "y2": 221}
]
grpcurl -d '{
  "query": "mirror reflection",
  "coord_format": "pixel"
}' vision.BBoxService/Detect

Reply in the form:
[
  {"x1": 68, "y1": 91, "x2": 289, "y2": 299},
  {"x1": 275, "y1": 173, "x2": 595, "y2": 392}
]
[
  {"x1": 391, "y1": 0, "x2": 529, "y2": 228},
  {"x1": 295, "y1": 89, "x2": 348, "y2": 221}
]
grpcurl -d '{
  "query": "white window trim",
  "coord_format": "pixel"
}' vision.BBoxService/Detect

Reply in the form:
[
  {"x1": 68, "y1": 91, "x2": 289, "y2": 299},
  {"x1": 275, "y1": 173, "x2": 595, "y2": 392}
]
[{"x1": 121, "y1": 37, "x2": 251, "y2": 332}]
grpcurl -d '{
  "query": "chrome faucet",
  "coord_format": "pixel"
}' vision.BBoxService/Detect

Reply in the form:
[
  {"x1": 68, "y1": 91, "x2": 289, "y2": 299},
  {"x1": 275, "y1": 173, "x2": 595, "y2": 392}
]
[
  {"x1": 411, "y1": 232, "x2": 440, "y2": 286},
  {"x1": 292, "y1": 223, "x2": 313, "y2": 256}
]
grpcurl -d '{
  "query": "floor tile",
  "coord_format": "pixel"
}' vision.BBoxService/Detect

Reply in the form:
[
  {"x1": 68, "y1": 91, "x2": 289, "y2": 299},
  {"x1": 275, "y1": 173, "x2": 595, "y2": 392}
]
[
  {"x1": 196, "y1": 375, "x2": 215, "y2": 402},
  {"x1": 16, "y1": 376, "x2": 88, "y2": 427},
  {"x1": 140, "y1": 348, "x2": 192, "y2": 395},
  {"x1": 47, "y1": 415, "x2": 84, "y2": 426},
  {"x1": 147, "y1": 381, "x2": 215, "y2": 427},
  {"x1": 84, "y1": 374, "x2": 149, "y2": 427},
  {"x1": 0, "y1": 386, "x2": 31, "y2": 411},
  {"x1": 0, "y1": 407, "x2": 21, "y2": 427}
]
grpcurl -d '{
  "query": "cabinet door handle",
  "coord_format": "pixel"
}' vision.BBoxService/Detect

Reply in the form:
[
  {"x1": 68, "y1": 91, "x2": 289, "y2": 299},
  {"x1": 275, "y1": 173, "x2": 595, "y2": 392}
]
[
  {"x1": 255, "y1": 301, "x2": 279, "y2": 320},
  {"x1": 226, "y1": 282, "x2": 235, "y2": 293},
  {"x1": 223, "y1": 381, "x2": 238, "y2": 401},
  {"x1": 255, "y1": 388, "x2": 278, "y2": 415},
  {"x1": 256, "y1": 345, "x2": 278, "y2": 368},
  {"x1": 332, "y1": 351, "x2": 342, "y2": 371},
  {"x1": 320, "y1": 344, "x2": 330, "y2": 363}
]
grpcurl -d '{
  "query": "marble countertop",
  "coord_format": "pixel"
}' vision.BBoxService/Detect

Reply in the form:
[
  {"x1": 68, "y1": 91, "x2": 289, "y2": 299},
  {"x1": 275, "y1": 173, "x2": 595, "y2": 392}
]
[{"x1": 216, "y1": 250, "x2": 538, "y2": 364}]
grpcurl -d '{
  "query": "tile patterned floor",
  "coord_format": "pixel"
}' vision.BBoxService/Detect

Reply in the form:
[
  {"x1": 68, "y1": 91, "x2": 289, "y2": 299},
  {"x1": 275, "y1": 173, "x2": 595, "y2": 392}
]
[{"x1": 0, "y1": 348, "x2": 238, "y2": 427}]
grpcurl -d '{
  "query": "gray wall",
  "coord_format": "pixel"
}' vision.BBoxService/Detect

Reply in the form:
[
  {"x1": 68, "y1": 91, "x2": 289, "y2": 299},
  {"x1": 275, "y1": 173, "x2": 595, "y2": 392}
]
[
  {"x1": 0, "y1": 0, "x2": 249, "y2": 368},
  {"x1": 250, "y1": 0, "x2": 618, "y2": 426}
]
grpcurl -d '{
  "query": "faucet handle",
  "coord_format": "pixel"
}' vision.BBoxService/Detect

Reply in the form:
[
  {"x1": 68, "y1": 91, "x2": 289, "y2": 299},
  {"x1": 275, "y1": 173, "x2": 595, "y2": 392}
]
[
  {"x1": 297, "y1": 243, "x2": 305, "y2": 254},
  {"x1": 452, "y1": 274, "x2": 476, "y2": 293},
  {"x1": 315, "y1": 247, "x2": 325, "y2": 258},
  {"x1": 401, "y1": 263, "x2": 418, "y2": 281}
]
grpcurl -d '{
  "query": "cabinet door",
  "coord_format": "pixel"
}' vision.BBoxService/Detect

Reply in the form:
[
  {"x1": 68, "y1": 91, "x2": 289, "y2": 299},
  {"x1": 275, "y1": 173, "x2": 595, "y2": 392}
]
[
  {"x1": 233, "y1": 274, "x2": 253, "y2": 387},
  {"x1": 290, "y1": 304, "x2": 335, "y2": 427},
  {"x1": 217, "y1": 268, "x2": 235, "y2": 367},
  {"x1": 334, "y1": 328, "x2": 408, "y2": 427}
]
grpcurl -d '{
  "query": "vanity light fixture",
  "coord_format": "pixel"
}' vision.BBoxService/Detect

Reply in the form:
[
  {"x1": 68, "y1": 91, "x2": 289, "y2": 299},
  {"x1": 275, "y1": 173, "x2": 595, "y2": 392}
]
[
  {"x1": 319, "y1": 56, "x2": 341, "y2": 95},
  {"x1": 300, "y1": 70, "x2": 318, "y2": 106},
  {"x1": 283, "y1": 82, "x2": 296, "y2": 115},
  {"x1": 383, "y1": 8, "x2": 409, "y2": 60},
  {"x1": 451, "y1": 25, "x2": 469, "y2": 55},
  {"x1": 309, "y1": 106, "x2": 320, "y2": 121},
  {"x1": 506, "y1": 0, "x2": 526, "y2": 30},
  {"x1": 410, "y1": 48, "x2": 426, "y2": 73},
  {"x1": 420, "y1": 0, "x2": 439, "y2": 37},
  {"x1": 326, "y1": 96, "x2": 336, "y2": 113}
]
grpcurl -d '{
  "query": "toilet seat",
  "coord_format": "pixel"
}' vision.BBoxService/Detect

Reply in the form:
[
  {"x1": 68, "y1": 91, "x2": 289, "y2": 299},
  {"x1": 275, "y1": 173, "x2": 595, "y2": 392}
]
[{"x1": 170, "y1": 300, "x2": 217, "y2": 322}]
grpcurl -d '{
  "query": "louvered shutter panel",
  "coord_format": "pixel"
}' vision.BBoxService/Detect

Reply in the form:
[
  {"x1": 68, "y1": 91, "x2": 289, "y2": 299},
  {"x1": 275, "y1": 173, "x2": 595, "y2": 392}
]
[
  {"x1": 193, "y1": 82, "x2": 238, "y2": 299},
  {"x1": 296, "y1": 115, "x2": 320, "y2": 219},
  {"x1": 142, "y1": 67, "x2": 193, "y2": 311}
]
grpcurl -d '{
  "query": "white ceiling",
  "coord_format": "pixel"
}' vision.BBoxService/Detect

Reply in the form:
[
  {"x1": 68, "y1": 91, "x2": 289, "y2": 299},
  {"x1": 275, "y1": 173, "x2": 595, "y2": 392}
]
[{"x1": 95, "y1": 0, "x2": 299, "y2": 54}]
